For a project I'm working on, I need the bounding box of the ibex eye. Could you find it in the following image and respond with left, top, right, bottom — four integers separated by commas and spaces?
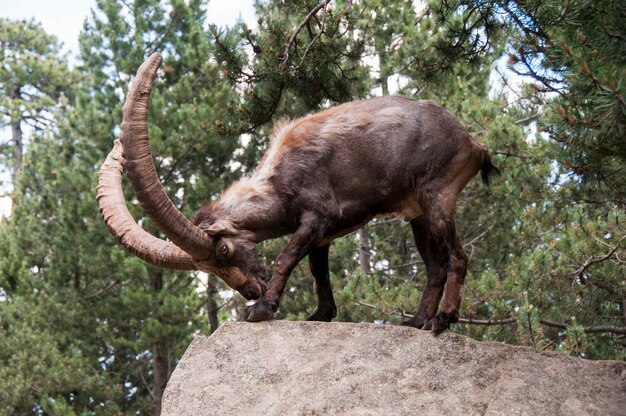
220, 244, 229, 257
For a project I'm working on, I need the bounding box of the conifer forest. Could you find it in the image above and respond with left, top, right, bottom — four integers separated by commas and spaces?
0, 1, 624, 414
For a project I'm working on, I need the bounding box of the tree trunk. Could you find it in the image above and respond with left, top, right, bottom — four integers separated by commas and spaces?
358, 227, 371, 273
378, 49, 389, 97
10, 118, 23, 217
153, 341, 168, 416
150, 271, 168, 416
11, 120, 23, 183
207, 279, 220, 334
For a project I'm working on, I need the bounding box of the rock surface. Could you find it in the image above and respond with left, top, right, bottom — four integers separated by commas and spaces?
162, 321, 626, 416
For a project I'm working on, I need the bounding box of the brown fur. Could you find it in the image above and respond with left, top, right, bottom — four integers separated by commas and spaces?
190, 95, 498, 331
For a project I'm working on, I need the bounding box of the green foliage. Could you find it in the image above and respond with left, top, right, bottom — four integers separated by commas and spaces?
0, 17, 76, 187
0, 291, 120, 415
540, 0, 626, 200
0, 18, 74, 127
437, 0, 626, 200
561, 317, 588, 355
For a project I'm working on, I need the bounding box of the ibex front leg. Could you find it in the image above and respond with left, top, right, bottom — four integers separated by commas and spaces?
245, 213, 329, 322
307, 244, 337, 322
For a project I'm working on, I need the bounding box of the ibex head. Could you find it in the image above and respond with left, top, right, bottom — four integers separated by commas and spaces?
97, 53, 266, 300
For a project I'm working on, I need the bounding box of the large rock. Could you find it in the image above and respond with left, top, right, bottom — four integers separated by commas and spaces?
162, 321, 626, 415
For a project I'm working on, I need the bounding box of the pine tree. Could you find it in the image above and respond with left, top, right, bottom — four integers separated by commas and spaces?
0, 18, 76, 212
435, 0, 626, 201
0, 135, 124, 414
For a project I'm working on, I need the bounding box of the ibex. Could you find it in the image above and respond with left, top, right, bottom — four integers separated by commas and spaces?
97, 53, 498, 332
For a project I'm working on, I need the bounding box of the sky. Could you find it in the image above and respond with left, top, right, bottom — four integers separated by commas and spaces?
0, 0, 256, 58
0, 0, 255, 218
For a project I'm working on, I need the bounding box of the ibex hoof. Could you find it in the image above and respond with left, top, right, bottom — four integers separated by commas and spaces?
306, 306, 337, 322
401, 316, 432, 330
244, 299, 275, 322
431, 311, 459, 334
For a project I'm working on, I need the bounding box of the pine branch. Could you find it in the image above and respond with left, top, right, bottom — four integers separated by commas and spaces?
353, 301, 626, 335
458, 316, 518, 325
537, 319, 626, 335
463, 221, 496, 248
513, 113, 540, 125
570, 234, 626, 279
86, 280, 120, 299
280, 0, 331, 69
463, 316, 626, 335
293, 12, 326, 71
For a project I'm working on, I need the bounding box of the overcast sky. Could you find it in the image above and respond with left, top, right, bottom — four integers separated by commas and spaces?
1, 0, 255, 57
0, 0, 255, 218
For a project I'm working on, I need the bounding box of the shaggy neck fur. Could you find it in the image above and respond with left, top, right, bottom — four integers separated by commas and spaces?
213, 177, 284, 236
199, 121, 305, 240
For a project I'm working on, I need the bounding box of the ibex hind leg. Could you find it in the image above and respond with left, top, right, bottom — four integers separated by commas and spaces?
404, 201, 466, 332
403, 215, 447, 330
306, 244, 337, 322
434, 231, 467, 332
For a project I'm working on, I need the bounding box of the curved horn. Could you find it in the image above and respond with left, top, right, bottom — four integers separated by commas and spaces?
119, 52, 212, 259
97, 139, 196, 270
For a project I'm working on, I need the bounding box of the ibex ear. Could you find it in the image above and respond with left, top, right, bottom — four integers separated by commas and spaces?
200, 219, 236, 237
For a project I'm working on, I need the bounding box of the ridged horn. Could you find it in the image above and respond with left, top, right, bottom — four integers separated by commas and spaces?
96, 139, 196, 269
118, 52, 212, 259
